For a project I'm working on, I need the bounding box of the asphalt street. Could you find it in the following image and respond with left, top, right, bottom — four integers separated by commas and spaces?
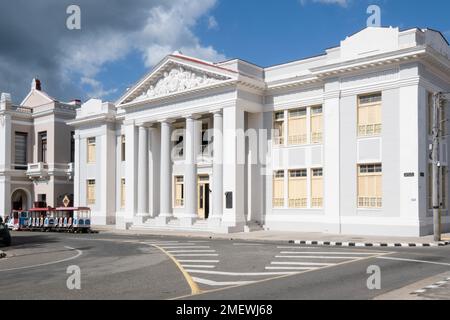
1, 232, 450, 300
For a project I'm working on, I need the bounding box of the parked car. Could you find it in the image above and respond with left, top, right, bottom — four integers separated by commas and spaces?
0, 217, 11, 247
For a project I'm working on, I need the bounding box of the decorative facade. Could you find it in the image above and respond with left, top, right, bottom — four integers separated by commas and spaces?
0, 80, 77, 216
67, 27, 450, 236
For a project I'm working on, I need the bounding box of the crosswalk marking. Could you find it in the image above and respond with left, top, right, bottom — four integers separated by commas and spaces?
181, 265, 216, 269
177, 260, 220, 263
275, 255, 362, 259
167, 250, 216, 253
265, 266, 320, 270
172, 254, 219, 257
192, 277, 256, 286
279, 251, 375, 255
161, 246, 211, 249
271, 262, 334, 266
184, 270, 298, 276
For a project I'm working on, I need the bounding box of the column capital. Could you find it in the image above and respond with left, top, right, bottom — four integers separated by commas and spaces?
158, 118, 176, 124
137, 122, 155, 129
210, 109, 223, 115
183, 114, 202, 120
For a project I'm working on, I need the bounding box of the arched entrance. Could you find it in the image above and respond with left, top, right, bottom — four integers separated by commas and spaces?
11, 189, 31, 211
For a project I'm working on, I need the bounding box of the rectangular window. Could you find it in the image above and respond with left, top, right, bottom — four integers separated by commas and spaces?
120, 179, 126, 209
70, 131, 75, 163
38, 131, 47, 163
14, 132, 28, 170
273, 170, 285, 207
358, 93, 382, 137
121, 135, 126, 162
311, 168, 323, 208
428, 92, 433, 136
311, 106, 323, 144
87, 180, 96, 205
87, 137, 96, 164
289, 169, 307, 208
174, 176, 184, 207
358, 164, 382, 208
288, 109, 307, 145
273, 112, 285, 145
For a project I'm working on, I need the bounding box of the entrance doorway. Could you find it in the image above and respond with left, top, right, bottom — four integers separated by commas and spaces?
11, 189, 29, 211
198, 175, 210, 220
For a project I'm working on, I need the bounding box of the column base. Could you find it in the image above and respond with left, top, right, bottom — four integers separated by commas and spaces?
133, 213, 150, 226
220, 221, 246, 233
153, 215, 173, 226
179, 217, 197, 227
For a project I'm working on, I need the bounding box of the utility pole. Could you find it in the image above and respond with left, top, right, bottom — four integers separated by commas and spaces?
432, 92, 441, 242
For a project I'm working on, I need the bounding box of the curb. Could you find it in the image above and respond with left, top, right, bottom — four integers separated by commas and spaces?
289, 240, 450, 247
411, 277, 450, 295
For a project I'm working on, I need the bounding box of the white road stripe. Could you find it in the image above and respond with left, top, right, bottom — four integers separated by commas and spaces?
193, 277, 256, 286
277, 246, 322, 249
185, 270, 298, 276
275, 255, 361, 259
265, 266, 319, 270
161, 246, 211, 249
172, 254, 219, 257
181, 265, 216, 269
177, 260, 220, 263
271, 262, 335, 266
188, 241, 210, 243
0, 246, 82, 272
233, 243, 263, 246
377, 256, 450, 267
167, 250, 216, 253
279, 251, 375, 255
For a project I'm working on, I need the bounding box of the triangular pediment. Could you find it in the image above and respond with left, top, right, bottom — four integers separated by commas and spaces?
118, 55, 236, 106
20, 89, 54, 108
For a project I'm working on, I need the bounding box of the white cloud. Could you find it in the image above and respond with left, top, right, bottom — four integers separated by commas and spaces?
300, 0, 350, 7
0, 0, 225, 102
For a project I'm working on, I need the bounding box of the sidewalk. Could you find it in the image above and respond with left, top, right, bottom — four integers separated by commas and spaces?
93, 225, 450, 247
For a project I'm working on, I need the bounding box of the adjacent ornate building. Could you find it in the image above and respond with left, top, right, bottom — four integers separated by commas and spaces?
0, 80, 77, 216
68, 27, 450, 236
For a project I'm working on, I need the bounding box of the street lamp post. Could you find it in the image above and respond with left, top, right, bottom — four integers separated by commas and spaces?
432, 92, 450, 242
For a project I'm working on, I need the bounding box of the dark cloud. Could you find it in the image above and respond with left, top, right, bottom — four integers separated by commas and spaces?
0, 0, 222, 104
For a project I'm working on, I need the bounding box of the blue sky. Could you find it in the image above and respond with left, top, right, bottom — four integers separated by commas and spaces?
1, 0, 449, 103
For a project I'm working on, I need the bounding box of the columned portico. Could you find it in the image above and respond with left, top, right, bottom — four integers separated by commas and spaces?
157, 120, 173, 223
209, 110, 223, 227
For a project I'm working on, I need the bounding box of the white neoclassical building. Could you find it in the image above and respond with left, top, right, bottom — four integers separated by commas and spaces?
69, 27, 450, 236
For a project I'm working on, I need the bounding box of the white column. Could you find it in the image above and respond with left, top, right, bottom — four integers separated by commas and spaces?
148, 126, 160, 218
124, 122, 138, 229
0, 109, 11, 220
221, 105, 246, 232
181, 116, 198, 225
210, 110, 223, 226
158, 120, 173, 221
137, 125, 149, 221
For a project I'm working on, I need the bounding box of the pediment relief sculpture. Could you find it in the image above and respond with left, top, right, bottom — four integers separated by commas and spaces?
132, 67, 229, 102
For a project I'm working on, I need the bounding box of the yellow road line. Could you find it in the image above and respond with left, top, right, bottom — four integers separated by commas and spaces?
151, 244, 202, 295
